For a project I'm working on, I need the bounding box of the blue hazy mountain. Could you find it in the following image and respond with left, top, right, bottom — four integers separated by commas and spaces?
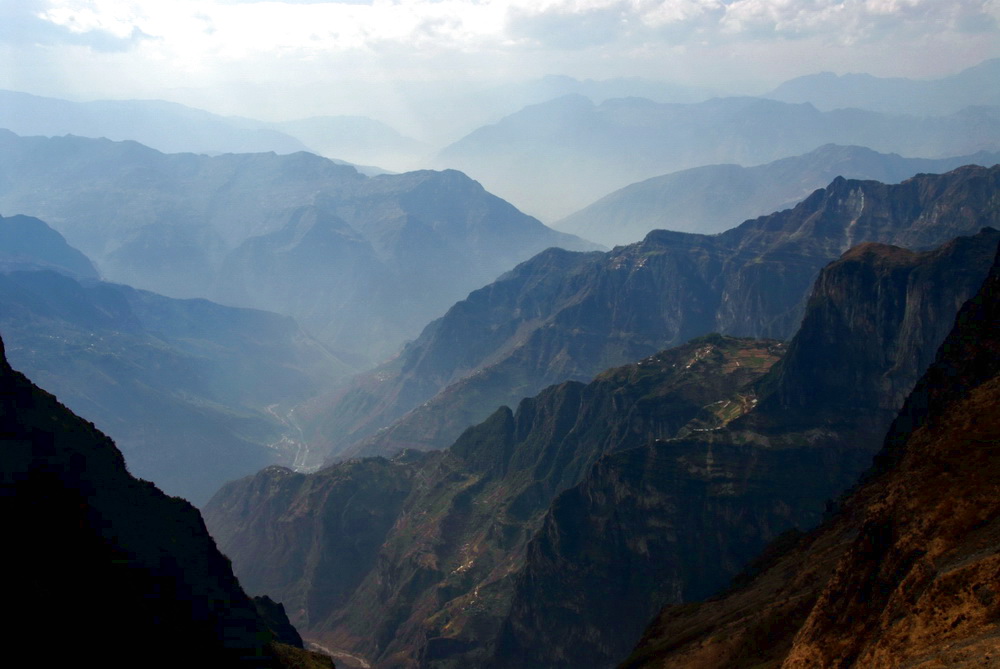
555, 144, 1000, 247
767, 57, 1000, 115
0, 130, 594, 363
435, 94, 1000, 221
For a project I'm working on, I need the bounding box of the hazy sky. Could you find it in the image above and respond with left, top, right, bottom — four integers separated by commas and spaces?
3, 0, 999, 123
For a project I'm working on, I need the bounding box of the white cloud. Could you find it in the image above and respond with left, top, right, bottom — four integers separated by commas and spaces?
3, 0, 999, 117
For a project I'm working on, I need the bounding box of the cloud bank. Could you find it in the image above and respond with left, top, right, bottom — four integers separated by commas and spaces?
3, 1, 999, 119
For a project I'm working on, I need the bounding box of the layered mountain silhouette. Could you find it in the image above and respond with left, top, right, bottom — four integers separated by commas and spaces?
204, 224, 999, 668
310, 166, 1000, 465
434, 94, 1000, 221
0, 334, 333, 668
0, 212, 98, 278
0, 130, 592, 362
767, 57, 1000, 116
0, 214, 349, 504
266, 116, 429, 172
0, 89, 311, 156
621, 237, 1000, 669
555, 144, 1000, 247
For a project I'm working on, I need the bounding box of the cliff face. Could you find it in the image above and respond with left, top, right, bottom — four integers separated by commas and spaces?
621, 242, 1000, 668
318, 166, 1000, 463
0, 335, 333, 667
485, 230, 1000, 669
207, 336, 784, 667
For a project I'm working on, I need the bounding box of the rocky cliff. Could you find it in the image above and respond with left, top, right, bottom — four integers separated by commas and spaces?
621, 240, 1000, 668
486, 229, 1000, 669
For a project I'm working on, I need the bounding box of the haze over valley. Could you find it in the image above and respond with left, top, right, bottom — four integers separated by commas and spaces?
3, 1, 1000, 667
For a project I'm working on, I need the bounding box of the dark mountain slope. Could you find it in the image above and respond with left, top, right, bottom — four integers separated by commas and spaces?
554, 144, 1000, 246
622, 242, 1000, 669
487, 230, 1000, 669
317, 166, 1000, 463
0, 335, 333, 668
0, 131, 590, 361
434, 94, 1000, 221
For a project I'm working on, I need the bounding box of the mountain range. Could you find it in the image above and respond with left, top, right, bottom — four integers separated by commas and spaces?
0, 130, 592, 363
766, 57, 1000, 116
204, 220, 1000, 668
554, 144, 1000, 247
305, 166, 1000, 466
0, 89, 311, 156
434, 94, 1000, 221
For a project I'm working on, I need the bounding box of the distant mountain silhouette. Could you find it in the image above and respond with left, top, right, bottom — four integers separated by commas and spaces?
435, 94, 1000, 220
267, 115, 429, 172
0, 213, 98, 278
767, 57, 1000, 115
0, 89, 311, 155
555, 144, 1000, 247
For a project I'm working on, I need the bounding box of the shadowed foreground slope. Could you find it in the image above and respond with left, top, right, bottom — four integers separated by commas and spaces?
0, 336, 333, 668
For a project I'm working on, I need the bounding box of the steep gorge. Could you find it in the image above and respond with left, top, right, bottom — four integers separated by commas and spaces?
205, 228, 999, 668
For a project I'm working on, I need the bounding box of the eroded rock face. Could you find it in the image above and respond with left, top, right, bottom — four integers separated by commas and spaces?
321, 167, 1000, 463
207, 336, 785, 667
621, 242, 1000, 668
487, 230, 1000, 669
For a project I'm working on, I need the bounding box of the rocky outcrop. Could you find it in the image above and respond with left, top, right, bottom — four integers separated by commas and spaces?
0, 335, 333, 668
621, 240, 1000, 668
320, 167, 1000, 462
207, 336, 784, 668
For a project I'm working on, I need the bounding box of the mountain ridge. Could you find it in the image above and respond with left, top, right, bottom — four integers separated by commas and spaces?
554, 144, 1000, 246
314, 167, 1000, 464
